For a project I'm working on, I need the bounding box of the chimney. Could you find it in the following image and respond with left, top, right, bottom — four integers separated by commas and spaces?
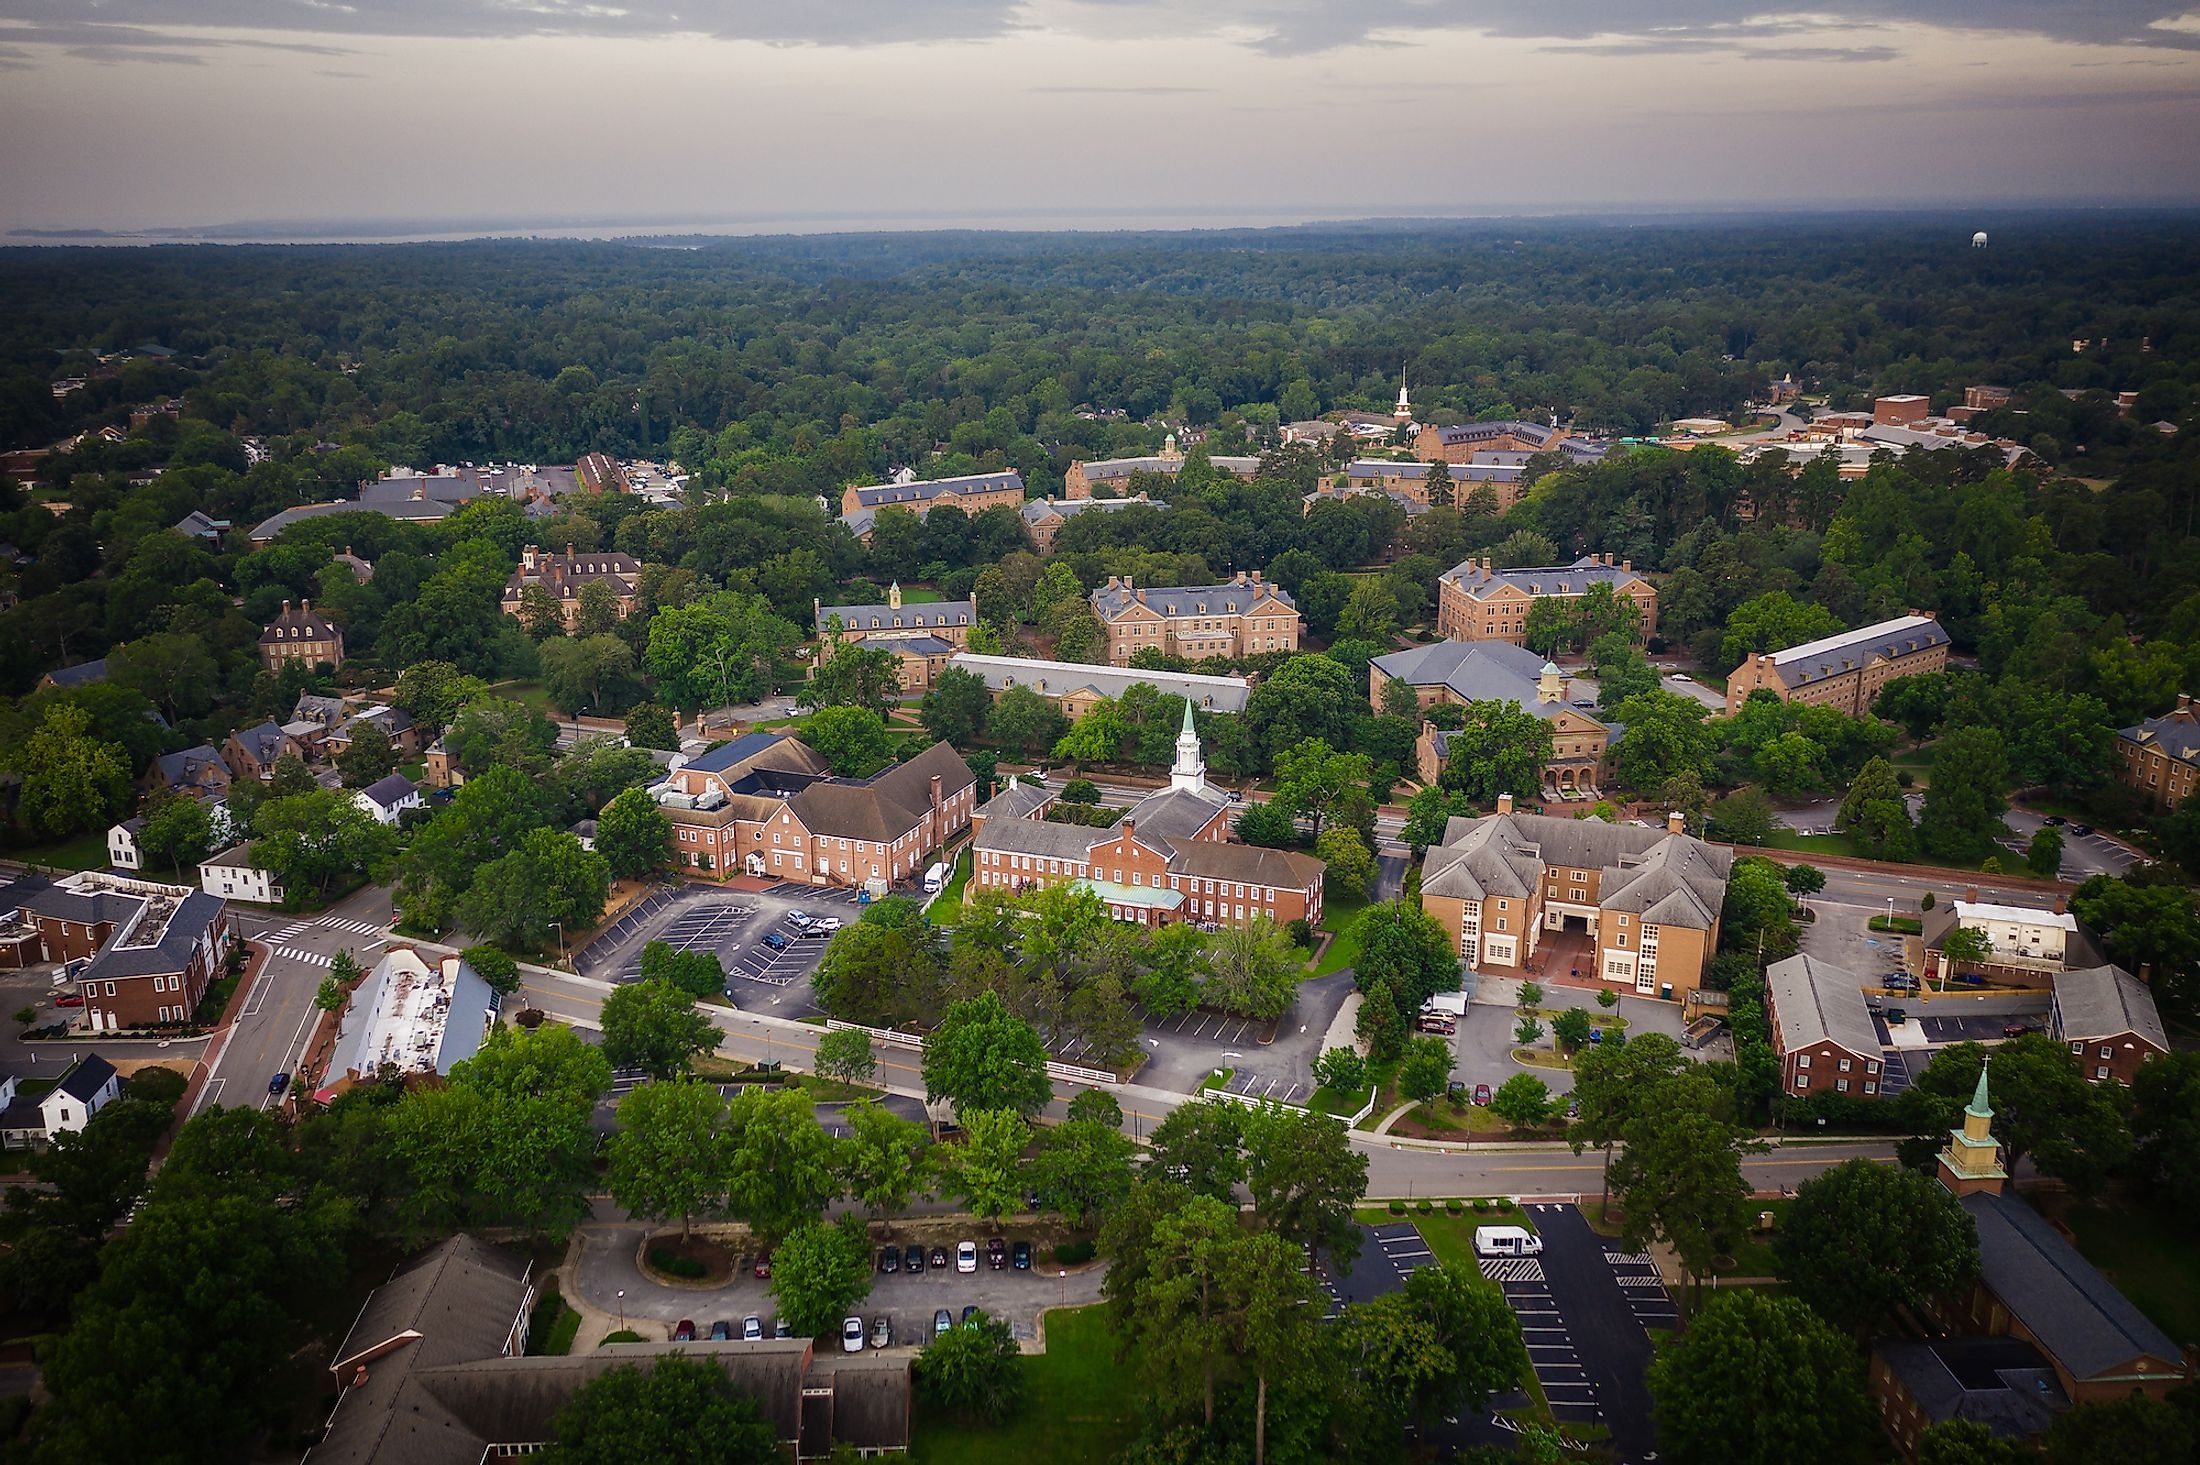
930, 774, 942, 809
1124, 575, 1135, 591
1496, 793, 1514, 815
1965, 886, 1979, 904
1251, 569, 1263, 584
1667, 809, 1684, 835
301, 599, 311, 618
2053, 894, 2067, 914
1121, 816, 1135, 843
565, 542, 576, 560
2181, 693, 2193, 716
1621, 559, 1631, 572
2139, 962, 2153, 986
280, 599, 292, 617
1136, 588, 1146, 604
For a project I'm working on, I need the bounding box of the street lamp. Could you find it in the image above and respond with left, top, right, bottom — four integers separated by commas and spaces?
552, 920, 567, 968
754, 1016, 773, 1063
617, 1289, 625, 1331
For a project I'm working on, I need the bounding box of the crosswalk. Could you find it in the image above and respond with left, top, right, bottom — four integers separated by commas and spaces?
269, 921, 313, 943
319, 917, 385, 937
272, 947, 332, 968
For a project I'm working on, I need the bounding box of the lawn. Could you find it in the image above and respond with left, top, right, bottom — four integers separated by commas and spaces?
898, 586, 946, 603
912, 1304, 1139, 1465
2064, 1202, 2200, 1347
1307, 1082, 1375, 1120
1759, 828, 1868, 861
6, 830, 112, 871
931, 846, 973, 916
1868, 915, 1923, 934
1311, 891, 1372, 977
1711, 1200, 1789, 1279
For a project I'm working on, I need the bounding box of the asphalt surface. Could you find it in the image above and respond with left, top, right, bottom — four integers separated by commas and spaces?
1451, 992, 1686, 1100
1526, 1203, 1660, 1461
576, 884, 833, 1019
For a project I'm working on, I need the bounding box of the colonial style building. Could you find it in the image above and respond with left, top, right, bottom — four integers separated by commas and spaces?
652, 734, 975, 891
947, 653, 1251, 718
1342, 458, 1526, 510
500, 544, 642, 632
1063, 440, 1258, 501
145, 743, 233, 801
970, 706, 1322, 929
2115, 694, 2200, 811
1089, 572, 1300, 666
223, 722, 305, 784
1418, 800, 1731, 1000
1722, 613, 1949, 716
813, 584, 976, 695
259, 599, 345, 671
1435, 555, 1658, 645
0, 872, 228, 1031
1415, 419, 1566, 463
2051, 964, 2168, 1084
838, 471, 1025, 540
200, 842, 283, 905
1019, 493, 1165, 552
1766, 952, 1887, 1099
1369, 641, 1617, 795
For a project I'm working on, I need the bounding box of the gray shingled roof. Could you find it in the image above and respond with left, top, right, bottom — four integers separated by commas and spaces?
2053, 964, 2167, 1050
1163, 838, 1323, 889
979, 780, 1056, 821
1021, 495, 1167, 525
815, 599, 975, 635
56, 1053, 117, 1103
82, 890, 224, 981
1766, 953, 1882, 1059
1420, 812, 1730, 929
154, 743, 227, 785
42, 659, 107, 688
1758, 615, 1948, 690
847, 471, 1022, 511
1439, 555, 1650, 601
1078, 455, 1258, 481
948, 654, 1251, 714
1089, 575, 1293, 621
1874, 1338, 2068, 1442
358, 774, 419, 811
787, 741, 976, 845
1428, 420, 1560, 449
2120, 707, 2200, 766
1963, 1190, 2185, 1383
1371, 641, 1608, 732
974, 812, 1108, 863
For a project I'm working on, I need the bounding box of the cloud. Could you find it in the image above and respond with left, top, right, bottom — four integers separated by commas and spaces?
0, 0, 2195, 53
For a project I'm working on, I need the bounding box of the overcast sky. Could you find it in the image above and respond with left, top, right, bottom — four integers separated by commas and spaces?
2, 1, 2199, 234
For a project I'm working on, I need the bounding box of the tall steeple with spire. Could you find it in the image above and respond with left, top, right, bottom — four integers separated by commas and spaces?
1936, 1066, 2009, 1198
1170, 699, 1209, 794
1393, 363, 1413, 423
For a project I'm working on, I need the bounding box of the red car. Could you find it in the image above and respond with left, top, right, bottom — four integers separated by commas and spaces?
1472, 1083, 1492, 1107
672, 1319, 696, 1342
54, 994, 83, 1008
752, 1253, 771, 1279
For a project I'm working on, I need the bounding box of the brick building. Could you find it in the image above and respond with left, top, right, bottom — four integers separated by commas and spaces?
815, 584, 976, 650
838, 471, 1025, 541
224, 721, 305, 783
0, 872, 228, 1030
1019, 493, 1165, 552
1342, 458, 1527, 510
1088, 573, 1300, 666
1418, 801, 1730, 1000
500, 544, 642, 632
947, 653, 1251, 719
259, 599, 345, 671
1062, 443, 1257, 501
1414, 419, 1565, 464
1765, 952, 1887, 1099
2051, 964, 2168, 1084
1722, 613, 1949, 716
1875, 394, 1933, 427
653, 734, 975, 891
970, 706, 1322, 929
2115, 694, 2200, 810
1434, 554, 1658, 645
1370, 641, 1616, 795
145, 743, 232, 801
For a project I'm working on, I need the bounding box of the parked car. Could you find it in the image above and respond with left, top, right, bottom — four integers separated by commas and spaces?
673, 1319, 697, 1342
841, 1317, 865, 1354
1587, 1029, 1603, 1045
869, 1315, 893, 1349
929, 1246, 949, 1270
934, 1308, 954, 1337
2073, 824, 2095, 837
752, 1253, 771, 1279
809, 915, 842, 932
2002, 1021, 2035, 1039
878, 1246, 900, 1274
1886, 1008, 1908, 1026
54, 994, 82, 1007
987, 1237, 1007, 1270
1447, 1080, 1467, 1102
1413, 1014, 1456, 1035
743, 1314, 762, 1341
961, 1305, 980, 1324
774, 1318, 791, 1339
268, 1072, 290, 1095
956, 1240, 978, 1274
709, 1319, 732, 1341
1011, 1240, 1032, 1271
762, 932, 790, 951
1472, 1083, 1492, 1106
1227, 788, 1245, 802
2045, 814, 2067, 826
904, 1243, 924, 1274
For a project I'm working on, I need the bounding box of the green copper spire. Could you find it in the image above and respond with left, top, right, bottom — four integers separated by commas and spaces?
1181, 698, 1197, 737
1966, 1066, 1992, 1120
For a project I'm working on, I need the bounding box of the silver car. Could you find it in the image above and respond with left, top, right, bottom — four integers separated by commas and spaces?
841, 1316, 864, 1354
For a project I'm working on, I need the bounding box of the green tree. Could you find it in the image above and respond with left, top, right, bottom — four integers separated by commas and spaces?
812, 918, 942, 1028
1917, 1419, 2027, 1465
722, 1086, 841, 1245
923, 991, 1053, 1118
1721, 856, 1796, 957
815, 1027, 877, 1085
1608, 1072, 1757, 1307
594, 784, 671, 881
461, 943, 520, 996
1234, 799, 1299, 848
1549, 1007, 1593, 1050
1514, 1015, 1544, 1045
1396, 1034, 1455, 1102
920, 665, 993, 747
1917, 726, 2011, 863
545, 1354, 781, 1464
1647, 1290, 1875, 1465
2130, 1051, 2200, 1218
2042, 1393, 2196, 1465
1774, 1158, 1981, 1337
989, 683, 1069, 756
804, 704, 895, 778
1709, 786, 1777, 845
600, 978, 719, 1080
1311, 1046, 1366, 1094
768, 1215, 875, 1339
335, 720, 397, 788
2026, 825, 2065, 878
1054, 697, 1129, 765
1608, 688, 1718, 790
1490, 1073, 1553, 1126
313, 974, 346, 1012
1272, 738, 1372, 838
1200, 916, 1300, 1020
1314, 825, 1375, 900
1719, 591, 1844, 669
1436, 698, 1553, 805
914, 1312, 1025, 1424
949, 1107, 1031, 1221
1030, 1116, 1137, 1227
254, 788, 398, 903
607, 1080, 728, 1241
642, 591, 800, 710
13, 702, 131, 838
1146, 1098, 1249, 1202
624, 701, 680, 750
1242, 1103, 1368, 1271
800, 638, 901, 716
838, 1099, 930, 1227
459, 828, 612, 951
1896, 1038, 2130, 1197
137, 794, 215, 874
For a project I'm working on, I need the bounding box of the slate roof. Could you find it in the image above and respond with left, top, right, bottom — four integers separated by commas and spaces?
815, 599, 975, 636
1021, 494, 1166, 525
1121, 785, 1229, 845
1370, 641, 1610, 734
1439, 554, 1651, 601
174, 510, 229, 538
1077, 455, 1259, 482
973, 811, 1108, 863
1754, 615, 1948, 690
1089, 574, 1294, 621
82, 890, 223, 981
881, 634, 956, 656
1875, 1337, 2068, 1441
358, 774, 420, 812
228, 722, 291, 766
1766, 953, 1882, 1059
788, 741, 975, 845
948, 653, 1252, 714
1162, 839, 1323, 889
845, 471, 1022, 512
685, 731, 831, 779
1345, 458, 1523, 484
55, 1053, 117, 1103
1962, 1190, 2186, 1384
2120, 706, 2200, 766
251, 499, 452, 542
153, 743, 228, 786
293, 693, 350, 727
1425, 420, 1562, 450
260, 601, 342, 647
978, 780, 1056, 821
1421, 812, 1731, 929
42, 659, 107, 688
2053, 964, 2167, 1050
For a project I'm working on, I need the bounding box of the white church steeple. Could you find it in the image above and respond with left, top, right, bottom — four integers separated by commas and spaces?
1170, 699, 1209, 793
1394, 364, 1413, 423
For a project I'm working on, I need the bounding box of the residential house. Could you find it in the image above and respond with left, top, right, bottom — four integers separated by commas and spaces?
224, 722, 303, 783
1435, 554, 1659, 644
321, 948, 497, 1092
654, 735, 976, 891
947, 653, 1251, 719
500, 543, 642, 632
837, 470, 1025, 541
354, 774, 424, 826
1063, 443, 1258, 500
1089, 572, 1300, 666
308, 1234, 909, 1463
200, 842, 283, 905
259, 599, 346, 672
971, 705, 1323, 929
36, 659, 106, 692
331, 546, 374, 583
1369, 641, 1617, 795
2051, 964, 2168, 1084
1723, 613, 1950, 716
423, 736, 461, 791
1020, 493, 1165, 552
107, 817, 146, 871
145, 743, 232, 801
0, 1055, 121, 1148
1765, 953, 1887, 1100
0, 872, 230, 1029
2115, 694, 2200, 811
1418, 800, 1731, 1000
174, 510, 230, 542
324, 705, 422, 760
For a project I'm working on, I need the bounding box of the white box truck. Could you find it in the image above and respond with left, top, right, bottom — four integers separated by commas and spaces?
1472, 1225, 1542, 1258
923, 861, 951, 895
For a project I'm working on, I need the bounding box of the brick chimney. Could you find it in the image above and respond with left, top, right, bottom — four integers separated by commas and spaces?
2053, 894, 2067, 914
1135, 588, 1146, 604
1251, 569, 1263, 584
1667, 809, 1685, 835
1621, 559, 1632, 572
1496, 792, 1514, 815
2180, 693, 2194, 716
1965, 886, 1979, 903
930, 774, 942, 809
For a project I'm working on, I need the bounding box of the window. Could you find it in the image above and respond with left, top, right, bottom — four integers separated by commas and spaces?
1793, 1074, 1809, 1090
2100, 1045, 2114, 1059
1797, 1054, 1811, 1068
1836, 1079, 1850, 1093
1838, 1058, 1851, 1072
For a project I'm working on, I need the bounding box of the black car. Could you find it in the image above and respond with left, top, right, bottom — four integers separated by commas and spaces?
1011, 1241, 1032, 1270
2073, 824, 2095, 837
268, 1072, 290, 1095
933, 1309, 953, 1338
2045, 814, 2067, 826
987, 1237, 1006, 1270
961, 1305, 980, 1324
904, 1243, 925, 1274
878, 1246, 899, 1274
929, 1246, 949, 1270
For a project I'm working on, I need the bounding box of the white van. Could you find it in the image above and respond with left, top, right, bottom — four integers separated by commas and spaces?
1473, 1225, 1542, 1259
923, 861, 951, 895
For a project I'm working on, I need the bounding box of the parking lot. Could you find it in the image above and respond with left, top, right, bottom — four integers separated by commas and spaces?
578, 884, 841, 1018
1519, 1203, 1662, 1461
1127, 971, 1356, 1100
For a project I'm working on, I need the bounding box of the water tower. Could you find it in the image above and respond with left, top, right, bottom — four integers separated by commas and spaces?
1972, 231, 1988, 248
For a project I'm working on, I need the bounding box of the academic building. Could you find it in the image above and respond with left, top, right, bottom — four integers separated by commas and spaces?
499, 544, 642, 632
1368, 640, 1616, 796
259, 599, 346, 671
837, 471, 1026, 541
1435, 555, 1659, 644
1722, 613, 1949, 717
2115, 694, 2200, 811
1088, 573, 1300, 666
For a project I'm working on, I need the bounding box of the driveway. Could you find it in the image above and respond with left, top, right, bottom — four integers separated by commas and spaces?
1131, 971, 1357, 1102
577, 884, 834, 1019
567, 1223, 1101, 1346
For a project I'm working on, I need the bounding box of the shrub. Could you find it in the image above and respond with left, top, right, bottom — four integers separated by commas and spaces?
1388, 1200, 1406, 1215
1052, 1239, 1097, 1266
1473, 1198, 1490, 1212
1416, 1199, 1432, 1214
599, 1330, 644, 1346
1285, 918, 1314, 949
1495, 1199, 1514, 1212
647, 1249, 708, 1279
1445, 1200, 1463, 1215
1920, 891, 1936, 910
